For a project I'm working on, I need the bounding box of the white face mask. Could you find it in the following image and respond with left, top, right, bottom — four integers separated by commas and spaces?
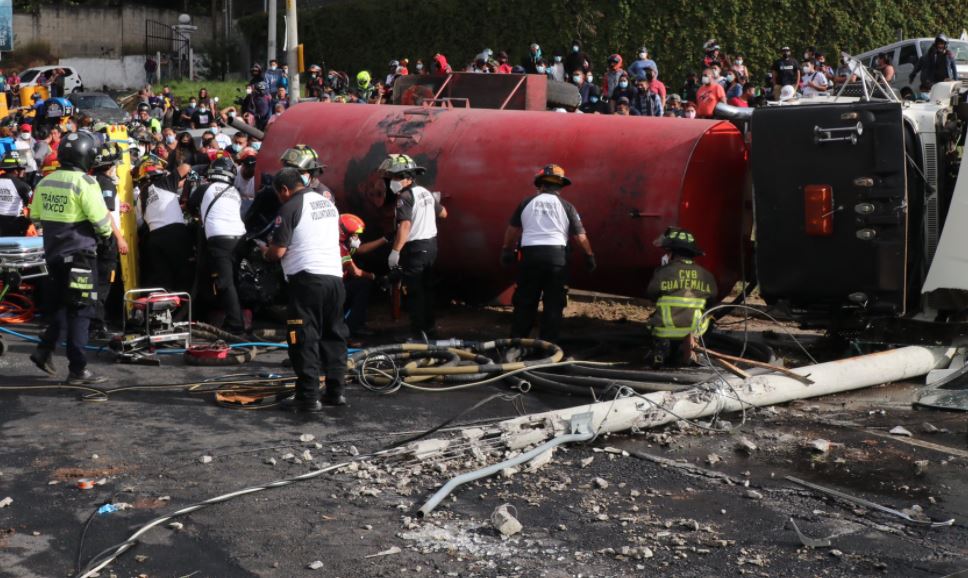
535, 66, 546, 74
572, 75, 582, 83
586, 73, 593, 83
639, 53, 647, 60
389, 179, 406, 194
803, 66, 811, 74
701, 76, 711, 85
684, 110, 696, 118
349, 237, 361, 250
19, 132, 30, 140
300, 173, 310, 186
735, 59, 743, 65
269, 64, 277, 70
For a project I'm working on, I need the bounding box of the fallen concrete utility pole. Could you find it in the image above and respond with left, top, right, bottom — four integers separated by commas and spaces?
412, 346, 955, 515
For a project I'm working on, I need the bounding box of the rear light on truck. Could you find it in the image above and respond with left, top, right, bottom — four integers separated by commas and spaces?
804, 185, 833, 236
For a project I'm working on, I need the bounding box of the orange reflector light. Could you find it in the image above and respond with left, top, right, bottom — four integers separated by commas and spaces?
804, 185, 833, 236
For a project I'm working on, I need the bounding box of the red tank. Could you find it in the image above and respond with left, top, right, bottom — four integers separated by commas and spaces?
257, 103, 749, 301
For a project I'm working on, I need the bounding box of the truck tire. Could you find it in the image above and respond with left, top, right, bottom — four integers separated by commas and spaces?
546, 80, 582, 109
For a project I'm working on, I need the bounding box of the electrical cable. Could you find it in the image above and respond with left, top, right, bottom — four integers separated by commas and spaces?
386, 392, 523, 449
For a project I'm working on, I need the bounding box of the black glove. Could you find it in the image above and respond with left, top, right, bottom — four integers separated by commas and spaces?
585, 253, 597, 273
500, 248, 516, 267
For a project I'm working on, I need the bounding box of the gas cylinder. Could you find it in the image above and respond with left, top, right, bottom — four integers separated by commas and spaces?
258, 103, 749, 301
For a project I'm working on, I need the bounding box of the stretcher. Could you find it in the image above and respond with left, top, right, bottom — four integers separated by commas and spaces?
0, 236, 47, 282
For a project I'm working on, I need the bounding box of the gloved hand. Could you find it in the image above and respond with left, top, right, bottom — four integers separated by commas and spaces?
500, 248, 516, 267
388, 249, 400, 269
585, 253, 597, 273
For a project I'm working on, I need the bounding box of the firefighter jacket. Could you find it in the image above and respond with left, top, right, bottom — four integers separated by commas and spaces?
30, 168, 112, 261
645, 257, 717, 339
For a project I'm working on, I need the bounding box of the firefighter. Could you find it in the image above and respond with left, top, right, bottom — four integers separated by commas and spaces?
263, 167, 348, 412
28, 131, 113, 384
135, 155, 193, 294
379, 153, 447, 339
89, 139, 129, 337
645, 227, 717, 367
338, 213, 389, 342
190, 154, 246, 334
0, 151, 34, 236
501, 164, 595, 342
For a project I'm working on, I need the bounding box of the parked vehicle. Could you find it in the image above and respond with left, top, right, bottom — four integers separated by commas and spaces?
68, 92, 128, 124
19, 65, 84, 94
855, 37, 968, 92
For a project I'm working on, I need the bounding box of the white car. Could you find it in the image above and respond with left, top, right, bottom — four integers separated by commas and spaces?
18, 65, 84, 94
855, 38, 968, 93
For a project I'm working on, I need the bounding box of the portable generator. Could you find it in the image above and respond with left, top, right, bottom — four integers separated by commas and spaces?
111, 288, 191, 363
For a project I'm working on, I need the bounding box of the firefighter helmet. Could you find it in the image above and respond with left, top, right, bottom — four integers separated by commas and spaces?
378, 153, 425, 177
533, 164, 572, 187
0, 150, 26, 171
654, 226, 704, 257
207, 153, 237, 184
280, 144, 325, 173
339, 213, 365, 242
93, 141, 122, 169
134, 155, 168, 182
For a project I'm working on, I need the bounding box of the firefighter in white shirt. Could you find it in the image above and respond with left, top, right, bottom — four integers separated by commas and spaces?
501, 164, 595, 342
380, 154, 447, 339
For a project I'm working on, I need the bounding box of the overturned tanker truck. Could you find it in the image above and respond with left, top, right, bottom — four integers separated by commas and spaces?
256, 65, 968, 342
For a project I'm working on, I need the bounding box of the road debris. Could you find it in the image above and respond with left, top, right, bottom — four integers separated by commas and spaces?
914, 460, 930, 476
745, 490, 763, 500
734, 437, 758, 454
299, 433, 315, 442
199, 455, 213, 464
0, 497, 11, 508
889, 426, 913, 437
365, 546, 401, 558
593, 477, 609, 490
787, 517, 832, 548
785, 476, 955, 527
491, 504, 522, 537
307, 560, 324, 570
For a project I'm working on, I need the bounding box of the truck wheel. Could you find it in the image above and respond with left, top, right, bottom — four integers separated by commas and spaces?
546, 80, 582, 109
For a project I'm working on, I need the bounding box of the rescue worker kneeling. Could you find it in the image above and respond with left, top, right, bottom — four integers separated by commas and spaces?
262, 168, 348, 412
338, 213, 389, 343
645, 227, 717, 367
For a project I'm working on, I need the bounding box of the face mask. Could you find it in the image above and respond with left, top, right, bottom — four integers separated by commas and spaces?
919, 92, 931, 100
590, 96, 599, 104
189, 101, 197, 107
246, 87, 253, 94
684, 110, 696, 118
619, 80, 629, 89
586, 73, 593, 83
19, 132, 30, 140
639, 53, 647, 60
165, 135, 175, 144
198, 107, 207, 113
300, 173, 310, 186
804, 53, 810, 60
661, 253, 670, 266
726, 74, 735, 82
349, 237, 361, 250
802, 66, 811, 74
230, 144, 241, 153
209, 127, 219, 134
252, 141, 261, 151
554, 56, 562, 63
701, 76, 711, 85
269, 64, 277, 70
416, 64, 424, 71
572, 45, 579, 53
535, 66, 546, 74
572, 75, 582, 83
389, 179, 406, 194
735, 59, 743, 65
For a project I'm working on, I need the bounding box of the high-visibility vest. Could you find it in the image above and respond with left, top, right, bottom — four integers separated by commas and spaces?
653, 295, 710, 339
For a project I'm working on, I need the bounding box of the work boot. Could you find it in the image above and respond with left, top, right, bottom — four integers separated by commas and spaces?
321, 394, 348, 407
65, 370, 108, 385
29, 349, 56, 376
278, 395, 323, 413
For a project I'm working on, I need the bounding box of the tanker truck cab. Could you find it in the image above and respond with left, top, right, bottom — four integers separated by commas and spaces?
749, 59, 966, 340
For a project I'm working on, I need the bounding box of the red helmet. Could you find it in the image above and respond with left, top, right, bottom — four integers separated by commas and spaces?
339, 213, 365, 242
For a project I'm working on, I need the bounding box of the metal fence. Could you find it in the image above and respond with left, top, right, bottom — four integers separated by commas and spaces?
144, 19, 191, 82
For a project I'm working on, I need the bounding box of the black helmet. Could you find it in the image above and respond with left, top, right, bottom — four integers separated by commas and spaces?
58, 131, 98, 172
254, 81, 267, 93
0, 150, 26, 171
137, 102, 151, 113
378, 153, 425, 177
654, 226, 704, 257
280, 144, 325, 173
93, 141, 122, 169
207, 154, 237, 184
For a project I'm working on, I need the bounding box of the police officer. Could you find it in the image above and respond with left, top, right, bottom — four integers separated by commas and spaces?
380, 154, 447, 339
0, 151, 34, 236
191, 155, 246, 334
28, 131, 113, 384
136, 155, 193, 293
645, 227, 717, 367
89, 139, 129, 336
501, 164, 595, 342
263, 167, 348, 412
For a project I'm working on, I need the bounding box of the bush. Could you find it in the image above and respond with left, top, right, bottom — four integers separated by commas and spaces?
6, 39, 57, 70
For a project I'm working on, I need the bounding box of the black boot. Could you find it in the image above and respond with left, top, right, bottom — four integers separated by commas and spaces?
29, 349, 56, 376
278, 396, 323, 413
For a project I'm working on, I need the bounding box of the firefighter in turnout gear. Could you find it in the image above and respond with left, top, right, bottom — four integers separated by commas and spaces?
502, 164, 595, 342
263, 168, 348, 413
28, 131, 113, 384
380, 153, 447, 339
645, 227, 717, 367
